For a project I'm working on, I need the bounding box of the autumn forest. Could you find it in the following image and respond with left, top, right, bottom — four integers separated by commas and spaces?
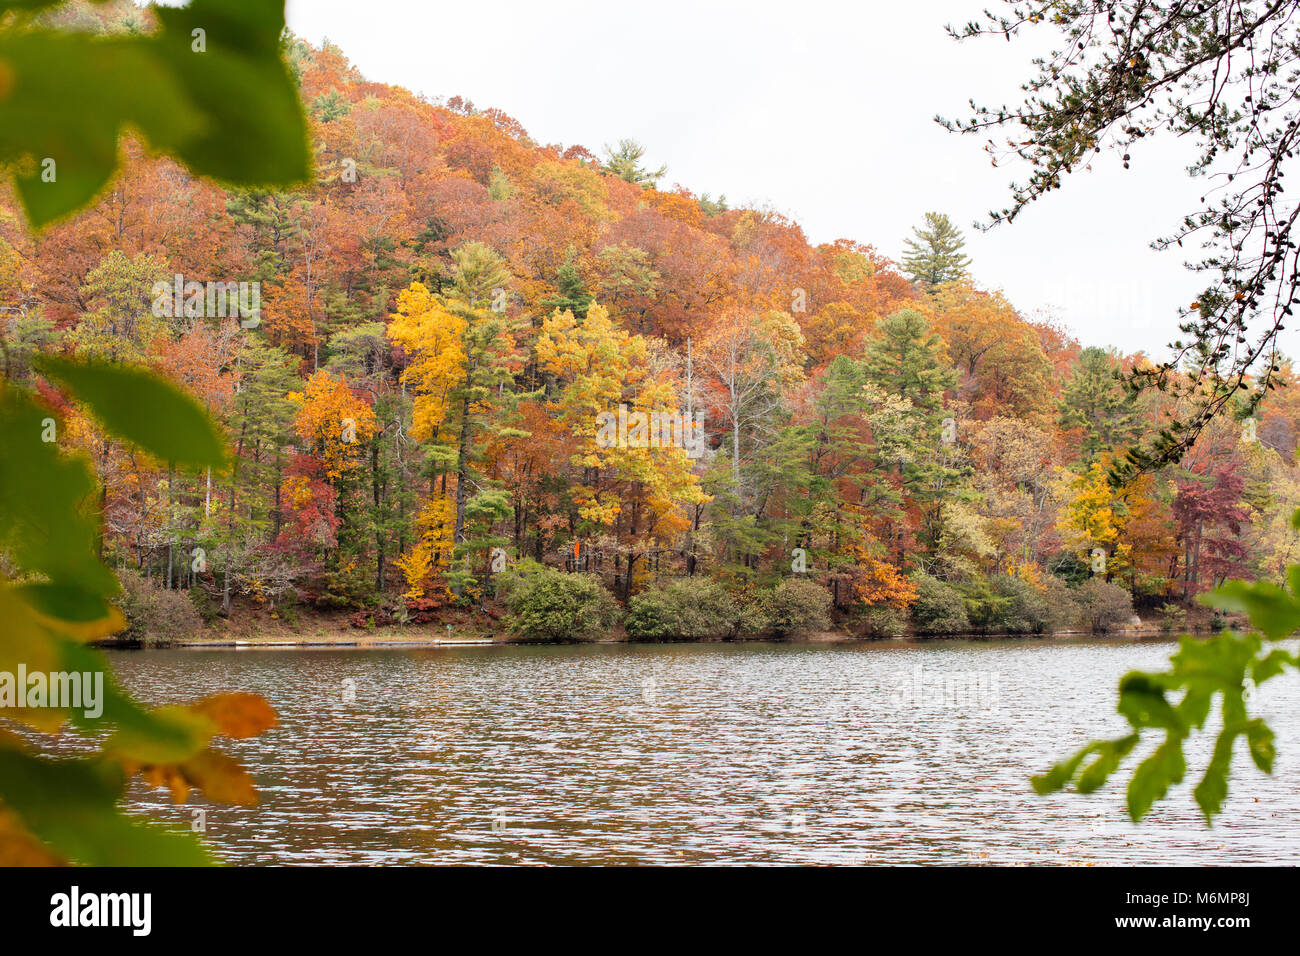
3, 1, 1297, 643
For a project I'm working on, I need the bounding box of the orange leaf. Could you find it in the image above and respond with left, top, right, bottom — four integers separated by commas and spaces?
189, 693, 278, 739
142, 764, 192, 804
180, 748, 259, 807
0, 807, 66, 866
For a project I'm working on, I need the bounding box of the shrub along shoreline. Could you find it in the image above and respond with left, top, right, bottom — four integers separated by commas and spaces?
105, 561, 1239, 647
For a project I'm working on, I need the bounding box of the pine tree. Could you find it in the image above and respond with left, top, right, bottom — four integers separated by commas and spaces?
901, 212, 972, 288
862, 309, 958, 412
862, 310, 962, 566
602, 139, 666, 187
540, 251, 592, 319
1057, 347, 1141, 466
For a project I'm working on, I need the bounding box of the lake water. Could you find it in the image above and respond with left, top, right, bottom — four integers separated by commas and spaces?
106, 638, 1300, 865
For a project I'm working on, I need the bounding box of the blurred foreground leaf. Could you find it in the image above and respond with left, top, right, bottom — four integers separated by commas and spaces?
1035, 548, 1300, 825
0, 0, 309, 227
36, 355, 227, 467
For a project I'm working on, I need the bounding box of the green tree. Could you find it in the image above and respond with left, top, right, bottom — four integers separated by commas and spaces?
862, 309, 962, 567
900, 212, 971, 288
602, 138, 666, 187
66, 251, 169, 363
212, 338, 300, 613
540, 250, 593, 320
309, 87, 350, 123
1057, 347, 1142, 467
487, 165, 514, 201
862, 309, 957, 413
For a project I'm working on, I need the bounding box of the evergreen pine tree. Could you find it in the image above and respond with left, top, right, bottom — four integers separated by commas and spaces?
862, 309, 958, 412
1057, 347, 1142, 466
901, 212, 972, 288
540, 251, 592, 319
602, 139, 666, 187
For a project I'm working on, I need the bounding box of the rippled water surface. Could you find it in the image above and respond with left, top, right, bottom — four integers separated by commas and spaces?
106, 639, 1300, 865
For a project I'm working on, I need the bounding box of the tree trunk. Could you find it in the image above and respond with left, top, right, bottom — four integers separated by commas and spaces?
450, 389, 473, 592
372, 439, 385, 593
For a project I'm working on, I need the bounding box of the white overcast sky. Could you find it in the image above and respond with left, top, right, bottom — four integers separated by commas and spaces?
281, 0, 1276, 359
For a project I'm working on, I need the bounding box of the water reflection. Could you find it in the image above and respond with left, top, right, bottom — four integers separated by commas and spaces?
104, 639, 1300, 865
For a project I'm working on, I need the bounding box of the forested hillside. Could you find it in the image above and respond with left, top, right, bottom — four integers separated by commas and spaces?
4, 0, 1299, 639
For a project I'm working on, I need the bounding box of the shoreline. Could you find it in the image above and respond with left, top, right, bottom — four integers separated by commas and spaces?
96, 625, 1217, 651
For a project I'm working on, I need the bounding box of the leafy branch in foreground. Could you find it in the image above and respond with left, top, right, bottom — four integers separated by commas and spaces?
0, 358, 279, 864
0, 0, 306, 864
1034, 512, 1300, 823
0, 0, 309, 227
942, 1, 1300, 478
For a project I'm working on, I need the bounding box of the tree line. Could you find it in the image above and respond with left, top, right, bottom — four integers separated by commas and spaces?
3, 2, 1300, 639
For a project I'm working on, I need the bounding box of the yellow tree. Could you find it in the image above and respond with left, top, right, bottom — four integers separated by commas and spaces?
289, 369, 377, 483
851, 549, 919, 609
1060, 460, 1130, 577
386, 282, 463, 594
288, 370, 377, 572
537, 301, 707, 597
386, 243, 526, 592
394, 496, 455, 599
387, 281, 466, 441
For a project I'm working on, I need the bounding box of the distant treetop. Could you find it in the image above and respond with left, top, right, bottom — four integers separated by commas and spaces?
603, 139, 667, 188
901, 212, 972, 289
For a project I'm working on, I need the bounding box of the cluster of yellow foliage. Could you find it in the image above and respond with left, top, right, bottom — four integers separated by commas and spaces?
1060, 460, 1132, 573
852, 551, 919, 609
386, 282, 467, 444
396, 496, 455, 599
536, 302, 708, 528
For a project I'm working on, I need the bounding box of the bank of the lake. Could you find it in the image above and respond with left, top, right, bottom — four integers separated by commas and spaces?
99, 599, 1239, 649
150, 627, 1212, 649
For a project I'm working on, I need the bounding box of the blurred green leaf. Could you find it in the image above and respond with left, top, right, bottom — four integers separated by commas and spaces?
0, 0, 293, 869
1117, 672, 1183, 732
1076, 734, 1139, 793
1127, 737, 1186, 822
1245, 719, 1275, 774
1194, 725, 1237, 823
1254, 648, 1296, 683
1031, 745, 1094, 796
36, 355, 226, 467
0, 0, 308, 227
0, 386, 114, 596
17, 582, 117, 627
0, 748, 215, 866
149, 0, 309, 185
1200, 579, 1300, 639
105, 706, 215, 765
1038, 577, 1296, 824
